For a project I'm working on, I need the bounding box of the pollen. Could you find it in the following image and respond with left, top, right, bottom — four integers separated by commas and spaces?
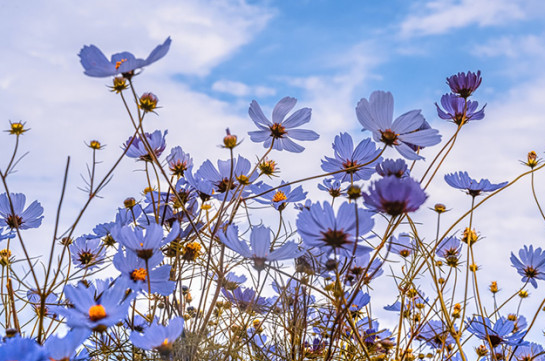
269, 123, 287, 138
78, 251, 95, 266
88, 304, 107, 322
259, 159, 278, 177
380, 129, 399, 146
272, 191, 287, 203
115, 58, 127, 70
131, 268, 148, 281
170, 161, 189, 177
6, 214, 23, 229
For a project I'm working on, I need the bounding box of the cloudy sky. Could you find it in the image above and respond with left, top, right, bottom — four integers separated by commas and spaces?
1, 0, 545, 337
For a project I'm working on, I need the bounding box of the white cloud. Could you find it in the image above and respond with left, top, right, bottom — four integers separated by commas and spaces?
473, 34, 545, 58
212, 79, 276, 97
400, 0, 526, 37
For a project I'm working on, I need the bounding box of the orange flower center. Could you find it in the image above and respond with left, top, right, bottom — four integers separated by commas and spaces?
88, 304, 107, 322
272, 191, 287, 203
115, 58, 127, 70
131, 268, 148, 281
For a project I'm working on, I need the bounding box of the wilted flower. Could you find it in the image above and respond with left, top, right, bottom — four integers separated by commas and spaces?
78, 37, 171, 78
7, 121, 28, 135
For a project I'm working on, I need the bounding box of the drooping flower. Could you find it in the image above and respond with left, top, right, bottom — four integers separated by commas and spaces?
254, 181, 307, 211
218, 225, 302, 271
248, 96, 319, 153
446, 70, 482, 99
0, 193, 44, 230
70, 235, 106, 271
466, 316, 527, 347
54, 281, 134, 332
113, 222, 179, 260
124, 130, 167, 162
321, 133, 382, 182
363, 176, 427, 216
436, 93, 485, 126
356, 91, 441, 160
510, 245, 545, 288
296, 201, 374, 257
444, 171, 508, 197
113, 250, 175, 296
78, 37, 171, 78
131, 317, 184, 356
375, 158, 409, 178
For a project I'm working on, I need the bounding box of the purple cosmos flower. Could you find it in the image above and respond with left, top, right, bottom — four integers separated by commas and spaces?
166, 146, 193, 177
54, 282, 134, 333
375, 158, 409, 178
114, 250, 175, 296
221, 287, 270, 314
113, 222, 179, 260
356, 91, 441, 160
510, 245, 545, 288
0, 337, 47, 361
248, 96, 319, 153
436, 93, 485, 126
436, 236, 462, 267
296, 201, 374, 257
415, 319, 457, 349
254, 181, 307, 211
43, 328, 90, 361
124, 130, 167, 162
444, 171, 508, 197
321, 133, 382, 182
363, 176, 427, 216
218, 271, 247, 290
466, 316, 527, 347
218, 225, 302, 271
0, 193, 44, 230
446, 70, 482, 99
513, 342, 545, 361
317, 178, 345, 198
27, 289, 58, 319
70, 235, 106, 271
344, 290, 370, 313
341, 252, 384, 286
131, 317, 184, 356
272, 279, 316, 309
79, 37, 171, 78
388, 233, 414, 258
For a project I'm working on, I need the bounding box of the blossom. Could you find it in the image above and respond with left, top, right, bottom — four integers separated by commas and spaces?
131, 317, 184, 356
221, 287, 270, 313
166, 146, 193, 177
363, 176, 427, 216
466, 316, 527, 347
0, 193, 44, 230
113, 250, 175, 295
341, 252, 384, 286
248, 96, 319, 153
415, 320, 456, 349
435, 236, 462, 267
70, 235, 106, 271
218, 225, 302, 271
375, 158, 409, 178
388, 233, 414, 258
356, 91, 441, 160
321, 133, 382, 182
78, 37, 171, 78
43, 328, 90, 361
510, 245, 545, 288
436, 93, 485, 126
54, 282, 133, 332
113, 222, 179, 260
124, 130, 167, 162
446, 70, 482, 98
254, 181, 307, 211
513, 342, 545, 361
317, 178, 345, 198
0, 337, 47, 361
296, 201, 374, 257
219, 272, 247, 290
444, 171, 507, 197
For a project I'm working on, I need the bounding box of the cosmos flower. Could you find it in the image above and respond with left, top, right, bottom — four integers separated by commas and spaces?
388, 233, 414, 258
113, 250, 175, 296
510, 245, 545, 288
54, 282, 134, 332
466, 316, 527, 348
166, 146, 193, 177
435, 236, 462, 267
218, 225, 302, 271
221, 287, 270, 314
70, 235, 106, 271
43, 329, 90, 361
436, 93, 485, 126
513, 342, 545, 361
341, 252, 384, 286
296, 201, 374, 257
444, 171, 508, 197
363, 176, 427, 216
446, 70, 482, 98
218, 272, 247, 290
254, 181, 307, 211
248, 96, 319, 153
124, 130, 168, 162
27, 289, 58, 319
78, 37, 171, 78
317, 178, 345, 198
0, 193, 44, 230
0, 337, 47, 361
321, 133, 382, 182
356, 91, 441, 160
131, 317, 184, 356
375, 158, 409, 178
344, 290, 370, 313
113, 222, 179, 260
415, 320, 457, 349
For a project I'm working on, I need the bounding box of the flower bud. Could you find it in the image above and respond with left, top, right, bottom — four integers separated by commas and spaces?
223, 128, 238, 149
110, 76, 128, 93
8, 121, 28, 135
139, 92, 159, 112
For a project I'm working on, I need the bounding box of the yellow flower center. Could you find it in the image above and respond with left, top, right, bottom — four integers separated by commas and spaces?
88, 304, 107, 322
131, 268, 148, 281
272, 191, 287, 203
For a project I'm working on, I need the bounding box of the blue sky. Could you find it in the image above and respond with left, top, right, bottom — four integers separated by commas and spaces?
1, 0, 545, 337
